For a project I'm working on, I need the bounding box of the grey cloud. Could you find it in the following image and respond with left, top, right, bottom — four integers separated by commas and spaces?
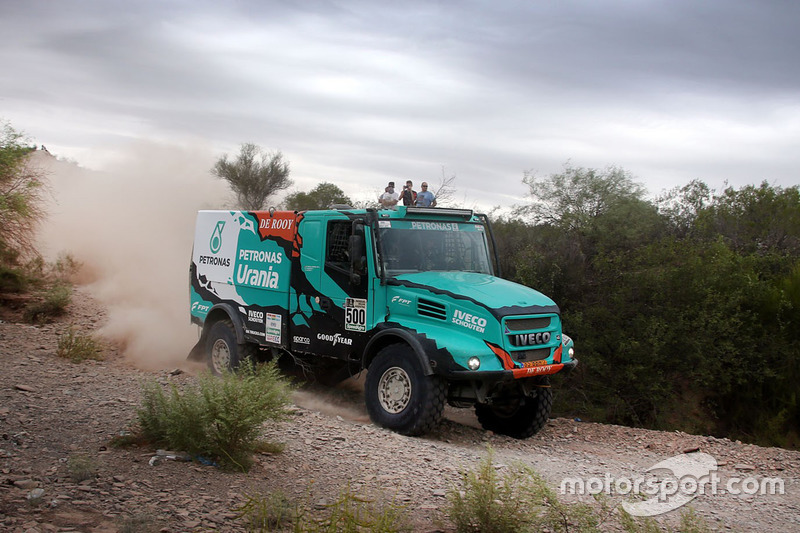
2, 0, 799, 210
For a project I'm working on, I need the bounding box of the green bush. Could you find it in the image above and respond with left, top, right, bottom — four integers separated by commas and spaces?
57, 327, 103, 362
620, 506, 713, 533
52, 252, 82, 280
23, 282, 72, 323
137, 360, 293, 471
298, 485, 411, 533
0, 263, 27, 293
66, 453, 98, 482
235, 491, 293, 532
1, 120, 45, 269
446, 448, 600, 533
235, 484, 411, 533
116, 512, 160, 533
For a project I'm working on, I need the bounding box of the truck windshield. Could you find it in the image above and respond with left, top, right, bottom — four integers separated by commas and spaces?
379, 223, 493, 275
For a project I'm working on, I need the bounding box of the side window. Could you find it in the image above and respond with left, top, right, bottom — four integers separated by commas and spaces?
326, 221, 350, 271
324, 220, 367, 297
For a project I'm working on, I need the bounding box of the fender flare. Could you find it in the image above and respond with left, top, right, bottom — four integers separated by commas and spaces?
187, 304, 246, 362
205, 303, 247, 344
363, 327, 434, 376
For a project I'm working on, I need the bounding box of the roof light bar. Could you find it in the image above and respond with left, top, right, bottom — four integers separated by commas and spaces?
406, 207, 474, 218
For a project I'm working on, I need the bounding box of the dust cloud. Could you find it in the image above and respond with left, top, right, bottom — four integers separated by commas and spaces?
293, 375, 370, 424
34, 142, 230, 369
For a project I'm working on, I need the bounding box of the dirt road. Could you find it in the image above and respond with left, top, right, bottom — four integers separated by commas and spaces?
1, 287, 798, 531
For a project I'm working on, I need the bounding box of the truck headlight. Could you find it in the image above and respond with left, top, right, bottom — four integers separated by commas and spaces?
467, 357, 481, 370
568, 347, 575, 358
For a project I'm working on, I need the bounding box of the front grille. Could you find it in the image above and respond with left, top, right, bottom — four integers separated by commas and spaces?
505, 317, 551, 331
513, 348, 550, 363
418, 299, 447, 320
503, 314, 559, 365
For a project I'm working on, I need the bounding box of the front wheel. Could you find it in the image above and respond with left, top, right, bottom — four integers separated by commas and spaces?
205, 319, 253, 375
475, 386, 553, 439
365, 344, 445, 436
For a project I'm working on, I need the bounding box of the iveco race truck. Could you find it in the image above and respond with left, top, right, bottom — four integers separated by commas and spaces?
189, 206, 576, 438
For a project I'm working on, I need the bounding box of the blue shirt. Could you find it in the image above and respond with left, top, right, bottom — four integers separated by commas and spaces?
416, 190, 435, 207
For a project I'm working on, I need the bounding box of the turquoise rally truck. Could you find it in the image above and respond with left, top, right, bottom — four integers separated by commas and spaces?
189, 206, 576, 438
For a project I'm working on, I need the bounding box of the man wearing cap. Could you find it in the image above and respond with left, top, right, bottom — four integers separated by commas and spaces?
379, 182, 399, 209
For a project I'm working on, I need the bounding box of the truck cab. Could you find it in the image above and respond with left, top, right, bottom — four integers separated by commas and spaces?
189, 206, 576, 438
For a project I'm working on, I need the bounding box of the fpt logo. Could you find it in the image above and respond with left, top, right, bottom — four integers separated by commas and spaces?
210, 221, 225, 254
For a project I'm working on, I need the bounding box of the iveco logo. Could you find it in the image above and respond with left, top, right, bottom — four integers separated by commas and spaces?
510, 332, 551, 347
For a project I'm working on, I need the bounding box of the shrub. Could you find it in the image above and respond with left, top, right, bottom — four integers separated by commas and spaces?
677, 508, 712, 533
235, 484, 411, 533
66, 453, 97, 482
52, 252, 82, 281
1, 120, 46, 266
0, 263, 27, 293
235, 491, 293, 532
23, 282, 72, 323
117, 512, 160, 533
620, 506, 713, 533
296, 484, 411, 533
446, 448, 600, 533
136, 360, 293, 471
57, 327, 103, 362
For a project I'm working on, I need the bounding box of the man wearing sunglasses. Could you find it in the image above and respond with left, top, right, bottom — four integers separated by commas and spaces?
415, 182, 436, 207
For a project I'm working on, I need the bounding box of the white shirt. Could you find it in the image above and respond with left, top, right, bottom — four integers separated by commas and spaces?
379, 190, 399, 209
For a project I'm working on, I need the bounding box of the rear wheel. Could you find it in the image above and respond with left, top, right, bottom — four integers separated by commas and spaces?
365, 344, 445, 436
475, 386, 553, 439
205, 319, 253, 375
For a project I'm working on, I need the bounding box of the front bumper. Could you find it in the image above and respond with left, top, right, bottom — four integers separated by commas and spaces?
444, 358, 578, 381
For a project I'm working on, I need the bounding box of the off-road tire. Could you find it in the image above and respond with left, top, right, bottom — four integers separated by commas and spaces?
475, 386, 553, 439
365, 344, 446, 436
205, 319, 255, 375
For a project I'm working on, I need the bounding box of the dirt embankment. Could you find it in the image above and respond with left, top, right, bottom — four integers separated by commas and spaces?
1, 287, 799, 532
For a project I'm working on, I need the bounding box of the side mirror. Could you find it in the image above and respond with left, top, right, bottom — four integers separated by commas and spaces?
349, 235, 366, 276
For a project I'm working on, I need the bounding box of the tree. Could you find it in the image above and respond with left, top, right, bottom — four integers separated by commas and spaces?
1, 120, 44, 268
699, 181, 800, 255
429, 167, 458, 206
212, 143, 292, 210
656, 179, 712, 237
517, 163, 646, 231
285, 182, 352, 211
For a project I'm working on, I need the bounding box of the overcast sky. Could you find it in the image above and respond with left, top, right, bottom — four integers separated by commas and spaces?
3, 0, 799, 210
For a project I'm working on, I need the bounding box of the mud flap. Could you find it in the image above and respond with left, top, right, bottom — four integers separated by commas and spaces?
187, 337, 206, 362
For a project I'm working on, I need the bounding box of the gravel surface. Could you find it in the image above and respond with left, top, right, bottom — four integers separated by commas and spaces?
1, 287, 798, 532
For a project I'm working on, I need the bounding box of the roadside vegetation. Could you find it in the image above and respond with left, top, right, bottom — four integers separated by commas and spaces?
445, 448, 604, 533
494, 164, 800, 448
57, 326, 104, 362
236, 485, 411, 533
233, 449, 713, 532
0, 119, 84, 324
134, 360, 293, 471
18, 253, 83, 323
66, 453, 99, 482
0, 119, 46, 299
